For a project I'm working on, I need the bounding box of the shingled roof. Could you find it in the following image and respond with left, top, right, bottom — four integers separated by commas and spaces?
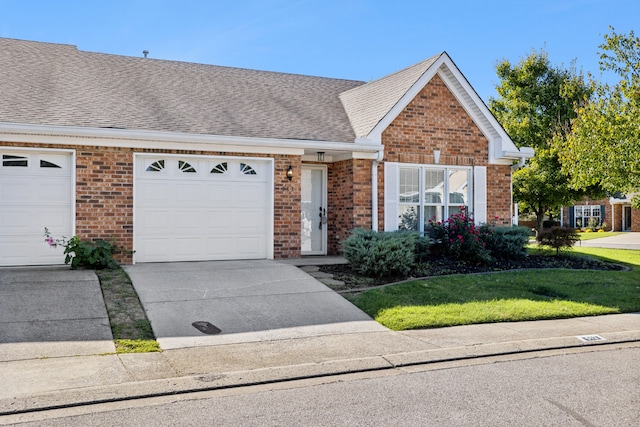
0, 38, 368, 142
0, 38, 454, 146
339, 54, 441, 138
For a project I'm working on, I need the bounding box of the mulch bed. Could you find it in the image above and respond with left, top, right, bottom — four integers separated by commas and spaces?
318, 254, 626, 292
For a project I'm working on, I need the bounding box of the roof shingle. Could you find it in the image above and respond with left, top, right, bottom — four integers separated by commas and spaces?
0, 38, 365, 142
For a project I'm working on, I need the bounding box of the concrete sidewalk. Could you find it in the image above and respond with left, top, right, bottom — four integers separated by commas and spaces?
1, 313, 639, 415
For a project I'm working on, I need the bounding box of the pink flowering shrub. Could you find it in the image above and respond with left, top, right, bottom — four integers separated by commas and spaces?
426, 207, 493, 264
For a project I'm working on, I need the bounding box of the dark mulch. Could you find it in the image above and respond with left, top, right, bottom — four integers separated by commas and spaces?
318, 254, 626, 292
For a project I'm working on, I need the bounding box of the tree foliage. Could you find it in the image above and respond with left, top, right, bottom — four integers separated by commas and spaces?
489, 50, 599, 231
561, 27, 640, 208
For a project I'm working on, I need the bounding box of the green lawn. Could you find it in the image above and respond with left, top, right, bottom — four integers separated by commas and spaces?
346, 247, 640, 330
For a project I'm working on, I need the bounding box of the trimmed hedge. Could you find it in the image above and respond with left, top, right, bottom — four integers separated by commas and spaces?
341, 229, 421, 278
482, 226, 531, 259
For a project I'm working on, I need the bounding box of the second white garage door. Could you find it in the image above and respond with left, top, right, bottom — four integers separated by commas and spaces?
135, 155, 273, 262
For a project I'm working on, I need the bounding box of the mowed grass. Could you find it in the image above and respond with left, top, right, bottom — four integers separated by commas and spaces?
346, 247, 640, 330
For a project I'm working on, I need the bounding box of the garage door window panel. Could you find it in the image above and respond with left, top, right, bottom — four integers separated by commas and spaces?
240, 163, 257, 175
178, 160, 197, 173
145, 160, 166, 173
210, 162, 228, 174
2, 155, 28, 167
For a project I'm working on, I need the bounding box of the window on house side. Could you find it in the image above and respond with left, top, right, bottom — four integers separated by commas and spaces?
398, 166, 470, 233
574, 205, 601, 228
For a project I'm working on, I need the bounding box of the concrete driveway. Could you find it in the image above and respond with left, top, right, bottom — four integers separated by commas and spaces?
578, 232, 640, 250
123, 260, 386, 349
0, 266, 115, 362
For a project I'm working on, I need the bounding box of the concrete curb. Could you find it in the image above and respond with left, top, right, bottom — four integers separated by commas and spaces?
2, 329, 638, 416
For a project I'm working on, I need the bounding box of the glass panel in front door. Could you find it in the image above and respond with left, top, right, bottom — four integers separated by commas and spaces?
301, 168, 325, 253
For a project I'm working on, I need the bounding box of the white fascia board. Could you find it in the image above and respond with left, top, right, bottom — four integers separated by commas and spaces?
0, 122, 382, 156
610, 192, 637, 204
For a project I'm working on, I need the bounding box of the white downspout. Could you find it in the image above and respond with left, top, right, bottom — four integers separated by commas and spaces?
510, 157, 527, 226
371, 150, 384, 231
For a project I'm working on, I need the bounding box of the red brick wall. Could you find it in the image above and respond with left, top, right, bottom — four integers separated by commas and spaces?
273, 156, 301, 258
327, 158, 372, 255
379, 74, 512, 228
328, 160, 353, 254
486, 165, 513, 225
75, 148, 134, 263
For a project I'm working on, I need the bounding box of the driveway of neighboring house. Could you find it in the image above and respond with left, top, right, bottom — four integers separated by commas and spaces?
123, 260, 386, 350
0, 266, 115, 362
578, 232, 640, 250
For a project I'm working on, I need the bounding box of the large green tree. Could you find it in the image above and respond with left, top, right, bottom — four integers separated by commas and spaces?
489, 50, 600, 232
562, 27, 640, 208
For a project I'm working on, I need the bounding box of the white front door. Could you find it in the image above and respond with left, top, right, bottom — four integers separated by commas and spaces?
301, 165, 327, 255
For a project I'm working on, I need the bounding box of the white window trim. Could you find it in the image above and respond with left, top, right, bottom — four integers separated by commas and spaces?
385, 162, 482, 233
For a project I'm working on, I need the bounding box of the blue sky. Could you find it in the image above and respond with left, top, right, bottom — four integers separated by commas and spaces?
1, 1, 637, 102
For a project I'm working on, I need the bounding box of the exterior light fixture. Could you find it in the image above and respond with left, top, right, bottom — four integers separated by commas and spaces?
317, 152, 325, 162
433, 149, 441, 164
286, 165, 293, 181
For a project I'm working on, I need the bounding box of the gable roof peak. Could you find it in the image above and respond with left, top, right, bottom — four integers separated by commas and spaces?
339, 53, 444, 139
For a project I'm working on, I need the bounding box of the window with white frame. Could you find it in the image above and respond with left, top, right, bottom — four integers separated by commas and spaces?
574, 205, 601, 228
398, 166, 470, 233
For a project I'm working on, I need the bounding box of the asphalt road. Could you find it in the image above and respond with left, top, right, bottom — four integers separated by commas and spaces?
7, 344, 639, 426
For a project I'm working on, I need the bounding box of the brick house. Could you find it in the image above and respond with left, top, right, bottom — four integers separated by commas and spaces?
562, 194, 639, 232
0, 38, 533, 266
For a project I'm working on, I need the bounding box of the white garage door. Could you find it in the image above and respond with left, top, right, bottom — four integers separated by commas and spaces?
0, 150, 73, 266
135, 155, 272, 262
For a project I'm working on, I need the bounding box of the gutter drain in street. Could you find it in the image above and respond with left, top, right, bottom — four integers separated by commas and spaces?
576, 335, 606, 343
192, 321, 222, 335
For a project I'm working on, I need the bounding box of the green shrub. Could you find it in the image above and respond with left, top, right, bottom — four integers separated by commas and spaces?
63, 236, 120, 269
341, 229, 416, 277
394, 230, 431, 263
44, 228, 120, 269
482, 226, 531, 259
537, 227, 580, 255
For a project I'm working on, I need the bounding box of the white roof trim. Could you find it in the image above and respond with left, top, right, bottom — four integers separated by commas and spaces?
0, 122, 383, 156
365, 53, 533, 164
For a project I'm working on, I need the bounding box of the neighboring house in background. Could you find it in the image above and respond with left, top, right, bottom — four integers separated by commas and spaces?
0, 38, 533, 266
561, 194, 639, 232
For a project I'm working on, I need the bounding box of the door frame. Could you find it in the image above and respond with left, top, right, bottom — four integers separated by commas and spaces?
301, 164, 327, 256
622, 205, 632, 231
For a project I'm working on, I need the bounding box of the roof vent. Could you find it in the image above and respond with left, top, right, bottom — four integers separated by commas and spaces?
143, 50, 149, 58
